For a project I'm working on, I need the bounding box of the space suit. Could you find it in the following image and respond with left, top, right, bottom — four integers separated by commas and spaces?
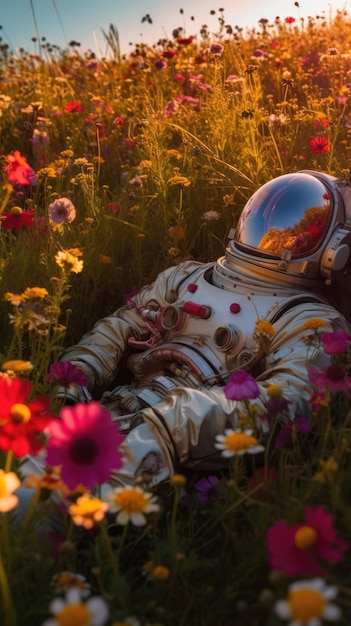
58, 170, 351, 486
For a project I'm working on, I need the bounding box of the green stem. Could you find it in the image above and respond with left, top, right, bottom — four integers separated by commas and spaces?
0, 554, 16, 626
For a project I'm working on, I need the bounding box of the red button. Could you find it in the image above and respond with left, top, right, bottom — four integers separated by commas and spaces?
183, 301, 211, 318
230, 303, 241, 314
187, 283, 198, 293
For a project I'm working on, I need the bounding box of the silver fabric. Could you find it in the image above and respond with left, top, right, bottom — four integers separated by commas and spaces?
58, 259, 351, 487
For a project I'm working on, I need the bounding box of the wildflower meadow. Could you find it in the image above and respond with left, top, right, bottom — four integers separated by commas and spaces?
3, 6, 351, 625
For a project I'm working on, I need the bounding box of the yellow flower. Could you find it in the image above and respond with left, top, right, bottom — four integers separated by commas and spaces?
4, 292, 25, 305
55, 250, 84, 274
275, 578, 341, 624
98, 254, 112, 264
255, 319, 275, 338
152, 565, 170, 580
68, 493, 108, 529
266, 384, 282, 398
215, 429, 264, 457
170, 474, 187, 487
22, 287, 49, 299
0, 469, 21, 512
167, 175, 191, 187
52, 571, 91, 597
105, 486, 160, 526
167, 149, 182, 159
1, 359, 33, 373
303, 318, 329, 330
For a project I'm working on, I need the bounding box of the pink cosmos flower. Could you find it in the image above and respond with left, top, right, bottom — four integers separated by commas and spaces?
267, 505, 349, 576
308, 364, 351, 394
223, 370, 260, 401
47, 362, 89, 388
321, 331, 351, 355
45, 402, 125, 490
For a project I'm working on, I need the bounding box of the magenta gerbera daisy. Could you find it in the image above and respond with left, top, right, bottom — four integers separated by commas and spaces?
45, 402, 125, 490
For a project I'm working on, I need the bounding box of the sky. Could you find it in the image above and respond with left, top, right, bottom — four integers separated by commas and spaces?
0, 0, 350, 56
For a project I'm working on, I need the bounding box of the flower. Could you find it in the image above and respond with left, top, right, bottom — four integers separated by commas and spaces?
0, 376, 56, 457
4, 150, 37, 185
48, 197, 76, 224
275, 415, 312, 449
47, 362, 89, 388
104, 485, 160, 526
308, 364, 351, 394
215, 428, 264, 457
55, 249, 84, 274
321, 331, 351, 355
45, 402, 125, 490
303, 318, 329, 330
68, 493, 109, 529
275, 578, 341, 625
167, 175, 191, 187
284, 16, 296, 24
23, 287, 48, 299
309, 136, 330, 154
0, 469, 21, 512
42, 588, 109, 626
223, 370, 260, 401
1, 207, 35, 230
52, 572, 91, 597
1, 359, 33, 373
63, 101, 83, 113
208, 43, 223, 55
152, 565, 170, 580
195, 475, 219, 503
267, 505, 349, 576
202, 211, 220, 221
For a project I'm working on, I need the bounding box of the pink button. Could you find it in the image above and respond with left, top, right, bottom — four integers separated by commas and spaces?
187, 283, 198, 293
230, 303, 241, 314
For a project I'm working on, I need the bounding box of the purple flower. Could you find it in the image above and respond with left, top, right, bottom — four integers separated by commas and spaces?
321, 331, 351, 355
195, 475, 219, 503
47, 361, 89, 388
223, 370, 260, 401
275, 415, 312, 449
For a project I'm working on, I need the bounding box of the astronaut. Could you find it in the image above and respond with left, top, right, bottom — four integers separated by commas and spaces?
58, 170, 351, 487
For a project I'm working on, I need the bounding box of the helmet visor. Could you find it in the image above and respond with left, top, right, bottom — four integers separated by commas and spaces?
235, 173, 333, 258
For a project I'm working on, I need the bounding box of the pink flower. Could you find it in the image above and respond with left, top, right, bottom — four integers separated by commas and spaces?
48, 197, 76, 224
321, 331, 351, 355
45, 402, 125, 490
223, 370, 260, 401
267, 506, 349, 576
47, 362, 89, 388
308, 364, 351, 394
275, 415, 311, 449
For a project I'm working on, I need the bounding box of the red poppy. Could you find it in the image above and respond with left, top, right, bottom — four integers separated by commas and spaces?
285, 16, 296, 24
0, 377, 56, 457
1, 207, 35, 230
176, 37, 194, 46
4, 151, 37, 186
64, 101, 83, 113
162, 49, 179, 58
309, 136, 330, 154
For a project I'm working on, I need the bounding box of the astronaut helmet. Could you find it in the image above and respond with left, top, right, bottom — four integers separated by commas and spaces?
224, 170, 351, 289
